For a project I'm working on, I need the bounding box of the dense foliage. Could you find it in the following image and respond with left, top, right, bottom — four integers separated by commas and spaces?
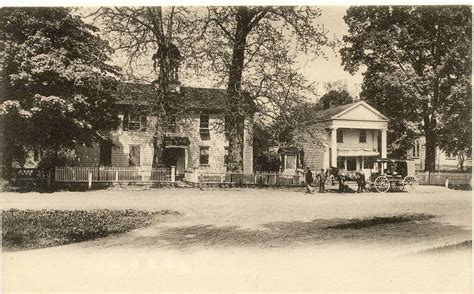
341, 6, 471, 170
0, 8, 120, 176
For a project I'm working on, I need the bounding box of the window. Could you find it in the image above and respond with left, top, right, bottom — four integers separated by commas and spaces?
123, 112, 147, 132
337, 157, 345, 169
347, 157, 357, 171
412, 141, 420, 158
364, 157, 374, 169
199, 115, 209, 134
359, 130, 367, 143
99, 143, 112, 166
336, 129, 344, 143
129, 145, 141, 166
224, 146, 230, 165
166, 115, 177, 132
200, 147, 209, 165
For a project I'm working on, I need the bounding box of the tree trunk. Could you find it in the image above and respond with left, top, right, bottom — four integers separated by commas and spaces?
458, 153, 464, 171
423, 116, 437, 172
225, 8, 251, 172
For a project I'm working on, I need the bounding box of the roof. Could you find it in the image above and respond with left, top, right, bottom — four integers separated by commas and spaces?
278, 146, 303, 155
313, 101, 388, 122
313, 102, 360, 121
114, 83, 253, 113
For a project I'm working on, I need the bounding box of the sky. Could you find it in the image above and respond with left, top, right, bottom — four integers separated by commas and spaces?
296, 6, 364, 98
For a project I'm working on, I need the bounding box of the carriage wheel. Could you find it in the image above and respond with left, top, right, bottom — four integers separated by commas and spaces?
374, 176, 391, 193
403, 176, 418, 192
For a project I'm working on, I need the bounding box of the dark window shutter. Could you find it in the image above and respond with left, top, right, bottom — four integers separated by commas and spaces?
123, 113, 129, 131
140, 116, 147, 132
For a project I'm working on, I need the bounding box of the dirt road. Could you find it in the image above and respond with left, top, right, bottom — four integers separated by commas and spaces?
2, 186, 471, 292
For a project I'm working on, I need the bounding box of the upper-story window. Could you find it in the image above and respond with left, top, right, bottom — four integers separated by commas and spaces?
166, 115, 177, 132
123, 112, 147, 132
412, 141, 421, 158
200, 115, 209, 134
336, 129, 344, 143
359, 130, 367, 143
224, 116, 230, 135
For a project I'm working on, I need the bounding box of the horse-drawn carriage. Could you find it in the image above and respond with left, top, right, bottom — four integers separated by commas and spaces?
327, 158, 418, 193
369, 159, 418, 193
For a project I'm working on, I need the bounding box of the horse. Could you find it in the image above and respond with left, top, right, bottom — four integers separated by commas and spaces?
327, 167, 356, 193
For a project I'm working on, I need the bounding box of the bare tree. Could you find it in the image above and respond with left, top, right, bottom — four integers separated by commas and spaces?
91, 7, 198, 166
196, 6, 332, 171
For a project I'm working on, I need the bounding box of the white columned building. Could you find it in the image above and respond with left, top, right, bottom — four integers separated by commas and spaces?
279, 101, 389, 175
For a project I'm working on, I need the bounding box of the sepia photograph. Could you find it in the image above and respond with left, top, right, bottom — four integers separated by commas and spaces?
0, 2, 472, 292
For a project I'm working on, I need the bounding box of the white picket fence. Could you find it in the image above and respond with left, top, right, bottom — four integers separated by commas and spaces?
55, 166, 174, 184
185, 170, 305, 186
416, 171, 472, 186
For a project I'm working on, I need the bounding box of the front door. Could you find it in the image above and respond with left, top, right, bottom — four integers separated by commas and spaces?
347, 157, 357, 171
163, 148, 186, 179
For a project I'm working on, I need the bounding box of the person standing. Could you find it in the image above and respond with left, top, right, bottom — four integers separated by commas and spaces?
317, 168, 326, 193
356, 169, 368, 192
337, 169, 346, 193
305, 167, 314, 193
356, 169, 363, 192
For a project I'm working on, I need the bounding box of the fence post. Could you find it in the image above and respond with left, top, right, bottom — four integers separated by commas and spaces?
193, 167, 199, 183
170, 166, 176, 182
88, 171, 92, 189
115, 171, 119, 182
445, 177, 449, 188
47, 169, 52, 190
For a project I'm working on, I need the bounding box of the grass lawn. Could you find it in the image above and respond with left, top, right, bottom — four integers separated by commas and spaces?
2, 209, 178, 251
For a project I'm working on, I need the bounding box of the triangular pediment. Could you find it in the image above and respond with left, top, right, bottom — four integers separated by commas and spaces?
334, 102, 388, 121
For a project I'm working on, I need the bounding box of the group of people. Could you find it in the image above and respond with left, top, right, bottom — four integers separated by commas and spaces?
305, 167, 368, 193
305, 167, 327, 193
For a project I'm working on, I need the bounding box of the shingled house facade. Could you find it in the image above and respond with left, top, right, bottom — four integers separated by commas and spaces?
74, 84, 254, 178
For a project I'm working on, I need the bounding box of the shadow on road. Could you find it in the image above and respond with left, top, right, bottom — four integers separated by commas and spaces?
88, 213, 471, 251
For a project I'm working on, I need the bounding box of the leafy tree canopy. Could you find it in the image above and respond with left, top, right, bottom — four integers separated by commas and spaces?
340, 6, 471, 169
318, 88, 354, 110
0, 7, 120, 171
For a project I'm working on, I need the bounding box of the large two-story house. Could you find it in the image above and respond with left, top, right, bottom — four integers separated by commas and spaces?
74, 83, 254, 178
279, 101, 389, 174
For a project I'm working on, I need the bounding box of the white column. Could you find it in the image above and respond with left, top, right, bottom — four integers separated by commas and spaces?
184, 148, 188, 169
324, 140, 330, 169
170, 166, 176, 182
381, 128, 387, 158
331, 128, 337, 168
